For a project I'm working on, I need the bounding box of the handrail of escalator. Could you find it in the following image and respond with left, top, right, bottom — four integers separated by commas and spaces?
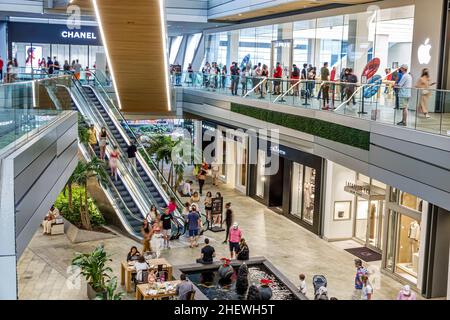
87, 71, 186, 211
69, 77, 162, 215
77, 118, 145, 239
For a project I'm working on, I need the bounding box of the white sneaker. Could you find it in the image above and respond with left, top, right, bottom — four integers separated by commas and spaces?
425, 114, 431, 119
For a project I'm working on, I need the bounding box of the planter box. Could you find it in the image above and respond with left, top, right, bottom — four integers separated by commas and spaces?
64, 219, 116, 244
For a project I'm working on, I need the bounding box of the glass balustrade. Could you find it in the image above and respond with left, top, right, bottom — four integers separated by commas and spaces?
176, 72, 450, 137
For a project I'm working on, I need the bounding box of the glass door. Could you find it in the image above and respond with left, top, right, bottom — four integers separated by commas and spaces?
235, 135, 248, 194
367, 200, 384, 251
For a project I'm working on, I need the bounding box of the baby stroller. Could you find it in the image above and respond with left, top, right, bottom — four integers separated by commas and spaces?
312, 275, 328, 300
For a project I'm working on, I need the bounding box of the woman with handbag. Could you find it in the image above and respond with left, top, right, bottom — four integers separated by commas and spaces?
197, 168, 207, 196
415, 68, 435, 119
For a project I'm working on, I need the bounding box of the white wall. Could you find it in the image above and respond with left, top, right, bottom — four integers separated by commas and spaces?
387, 42, 412, 70
323, 161, 356, 241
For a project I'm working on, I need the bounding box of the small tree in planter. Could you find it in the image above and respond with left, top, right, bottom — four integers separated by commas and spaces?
71, 244, 112, 299
71, 158, 108, 230
95, 277, 125, 300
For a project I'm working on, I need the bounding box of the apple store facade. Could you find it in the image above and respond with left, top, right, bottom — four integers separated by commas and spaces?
203, 0, 446, 89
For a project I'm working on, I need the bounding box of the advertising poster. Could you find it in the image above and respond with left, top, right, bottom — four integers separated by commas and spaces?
25, 46, 42, 68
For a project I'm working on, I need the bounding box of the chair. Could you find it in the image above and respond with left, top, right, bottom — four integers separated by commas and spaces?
134, 270, 149, 291
186, 290, 196, 300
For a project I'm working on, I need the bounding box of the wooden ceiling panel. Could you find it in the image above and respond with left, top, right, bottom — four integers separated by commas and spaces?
94, 0, 170, 115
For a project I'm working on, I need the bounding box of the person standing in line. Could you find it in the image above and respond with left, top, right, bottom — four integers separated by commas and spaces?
187, 63, 194, 86
141, 219, 152, 254
98, 127, 107, 161
291, 64, 300, 96
393, 67, 403, 110
221, 65, 227, 89
320, 62, 330, 110
261, 64, 269, 98
361, 274, 373, 300
396, 64, 413, 126
352, 259, 367, 300
241, 64, 250, 96
228, 222, 242, 259
273, 62, 283, 95
109, 146, 120, 181
345, 68, 358, 107
340, 68, 347, 101
223, 202, 233, 244
187, 204, 202, 248
415, 68, 435, 119
87, 124, 97, 149
0, 56, 4, 82
126, 140, 138, 170
330, 66, 337, 104
396, 285, 416, 300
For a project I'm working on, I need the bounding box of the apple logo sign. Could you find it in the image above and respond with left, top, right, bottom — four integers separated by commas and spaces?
418, 38, 432, 65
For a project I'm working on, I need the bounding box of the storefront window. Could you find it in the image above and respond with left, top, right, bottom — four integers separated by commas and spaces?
355, 198, 368, 242
169, 36, 183, 65
183, 33, 202, 70
302, 167, 316, 225
89, 45, 105, 68
395, 213, 421, 284
70, 45, 88, 68
400, 192, 422, 212
290, 163, 304, 219
293, 19, 317, 67
51, 44, 70, 64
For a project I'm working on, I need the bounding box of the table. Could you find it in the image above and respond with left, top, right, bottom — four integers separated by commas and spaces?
136, 280, 182, 300
120, 258, 173, 293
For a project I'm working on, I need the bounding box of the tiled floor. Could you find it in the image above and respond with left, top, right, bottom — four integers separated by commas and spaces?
18, 179, 417, 300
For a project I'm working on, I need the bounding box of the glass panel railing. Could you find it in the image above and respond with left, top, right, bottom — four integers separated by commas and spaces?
178, 72, 450, 138
0, 108, 62, 153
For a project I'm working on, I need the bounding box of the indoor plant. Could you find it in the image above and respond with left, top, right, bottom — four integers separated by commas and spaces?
71, 244, 112, 299
95, 277, 125, 300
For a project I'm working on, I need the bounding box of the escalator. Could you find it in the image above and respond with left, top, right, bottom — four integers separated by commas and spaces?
83, 75, 210, 234
65, 79, 185, 240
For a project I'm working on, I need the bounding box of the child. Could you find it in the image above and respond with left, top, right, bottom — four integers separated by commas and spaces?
362, 275, 373, 300
299, 274, 307, 296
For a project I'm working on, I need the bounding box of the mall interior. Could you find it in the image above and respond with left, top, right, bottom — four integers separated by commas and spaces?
1, 0, 450, 301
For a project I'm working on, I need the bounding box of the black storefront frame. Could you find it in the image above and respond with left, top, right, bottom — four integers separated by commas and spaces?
249, 139, 324, 235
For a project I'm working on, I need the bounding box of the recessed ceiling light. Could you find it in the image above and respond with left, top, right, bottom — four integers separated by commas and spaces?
238, 13, 242, 16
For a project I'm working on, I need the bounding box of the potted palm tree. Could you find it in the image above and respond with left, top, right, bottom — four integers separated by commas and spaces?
71, 244, 112, 300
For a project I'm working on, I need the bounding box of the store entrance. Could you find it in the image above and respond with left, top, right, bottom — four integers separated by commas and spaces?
268, 157, 284, 212
345, 177, 387, 253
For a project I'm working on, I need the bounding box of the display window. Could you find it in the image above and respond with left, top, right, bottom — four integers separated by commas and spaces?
385, 210, 421, 285
290, 163, 316, 225
256, 149, 266, 199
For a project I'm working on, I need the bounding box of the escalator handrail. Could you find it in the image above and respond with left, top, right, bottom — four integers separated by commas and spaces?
87, 71, 185, 210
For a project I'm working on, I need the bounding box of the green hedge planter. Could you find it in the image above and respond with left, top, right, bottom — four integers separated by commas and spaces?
230, 103, 370, 150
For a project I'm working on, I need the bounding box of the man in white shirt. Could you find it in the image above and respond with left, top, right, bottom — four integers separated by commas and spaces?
396, 64, 413, 126
182, 180, 192, 197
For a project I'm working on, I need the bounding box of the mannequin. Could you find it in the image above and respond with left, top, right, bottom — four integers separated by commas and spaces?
408, 221, 420, 261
